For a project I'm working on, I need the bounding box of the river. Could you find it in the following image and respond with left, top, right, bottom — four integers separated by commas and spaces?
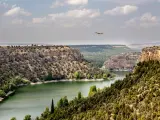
0, 72, 128, 120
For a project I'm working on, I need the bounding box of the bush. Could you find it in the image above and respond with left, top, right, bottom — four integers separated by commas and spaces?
0, 90, 6, 97
88, 85, 97, 97
10, 117, 16, 120
103, 74, 108, 80
73, 71, 80, 79
23, 115, 31, 120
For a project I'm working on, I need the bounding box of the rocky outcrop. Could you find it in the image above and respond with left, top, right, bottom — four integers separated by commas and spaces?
139, 46, 160, 62
0, 45, 103, 85
104, 52, 141, 71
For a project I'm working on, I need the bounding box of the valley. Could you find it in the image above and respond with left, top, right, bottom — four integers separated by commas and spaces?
0, 72, 126, 120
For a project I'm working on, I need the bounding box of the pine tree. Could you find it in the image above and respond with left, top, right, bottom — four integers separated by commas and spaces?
51, 99, 54, 114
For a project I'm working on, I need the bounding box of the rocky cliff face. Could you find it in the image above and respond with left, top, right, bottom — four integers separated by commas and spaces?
140, 46, 160, 62
0, 45, 102, 84
104, 52, 141, 71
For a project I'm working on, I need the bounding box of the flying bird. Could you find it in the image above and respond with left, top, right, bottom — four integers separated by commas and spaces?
95, 32, 103, 35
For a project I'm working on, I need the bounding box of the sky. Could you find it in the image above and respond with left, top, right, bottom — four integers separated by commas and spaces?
0, 0, 160, 45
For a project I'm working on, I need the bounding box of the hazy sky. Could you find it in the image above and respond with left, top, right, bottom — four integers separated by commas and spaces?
0, 0, 160, 45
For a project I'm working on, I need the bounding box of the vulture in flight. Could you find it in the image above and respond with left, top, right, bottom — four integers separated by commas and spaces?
95, 32, 103, 35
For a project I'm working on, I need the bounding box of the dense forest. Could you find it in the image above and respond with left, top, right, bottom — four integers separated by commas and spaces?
23, 60, 160, 120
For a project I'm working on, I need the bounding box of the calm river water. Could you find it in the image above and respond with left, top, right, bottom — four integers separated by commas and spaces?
0, 72, 128, 120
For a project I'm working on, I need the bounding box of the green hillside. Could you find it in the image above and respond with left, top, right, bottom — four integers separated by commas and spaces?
37, 60, 160, 120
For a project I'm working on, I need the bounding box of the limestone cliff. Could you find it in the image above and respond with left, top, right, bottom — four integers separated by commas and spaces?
140, 46, 160, 62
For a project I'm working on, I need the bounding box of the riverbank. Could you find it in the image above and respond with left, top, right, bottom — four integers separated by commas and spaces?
0, 79, 106, 103
30, 79, 104, 85
0, 90, 15, 103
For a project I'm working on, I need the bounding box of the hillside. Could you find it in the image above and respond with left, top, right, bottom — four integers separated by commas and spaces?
36, 48, 160, 120
0, 45, 108, 98
70, 45, 138, 67
104, 52, 141, 71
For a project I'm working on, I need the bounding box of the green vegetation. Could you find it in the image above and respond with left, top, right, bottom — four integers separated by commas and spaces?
24, 115, 31, 120
72, 70, 112, 80
44, 72, 53, 81
10, 117, 16, 120
78, 92, 82, 100
0, 76, 30, 98
40, 107, 50, 119
51, 99, 54, 114
73, 71, 81, 79
35, 60, 160, 120
57, 96, 69, 108
88, 85, 97, 97
102, 73, 108, 80
0, 90, 6, 97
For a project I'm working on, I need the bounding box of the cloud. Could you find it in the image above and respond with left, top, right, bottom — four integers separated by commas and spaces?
66, 9, 100, 18
4, 6, 31, 17
140, 13, 158, 23
51, 0, 88, 8
49, 9, 100, 19
32, 17, 48, 24
67, 0, 88, 5
31, 9, 99, 28
104, 5, 138, 16
126, 13, 159, 28
50, 0, 65, 8
100, 0, 156, 5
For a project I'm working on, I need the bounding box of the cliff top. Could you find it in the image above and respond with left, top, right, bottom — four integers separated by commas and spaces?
142, 46, 160, 51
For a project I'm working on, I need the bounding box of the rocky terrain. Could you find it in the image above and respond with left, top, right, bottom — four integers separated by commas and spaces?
104, 52, 141, 71
0, 45, 104, 86
140, 46, 160, 62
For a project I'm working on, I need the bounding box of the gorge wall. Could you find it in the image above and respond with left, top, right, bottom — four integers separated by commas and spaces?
104, 52, 141, 71
0, 45, 103, 85
140, 46, 160, 62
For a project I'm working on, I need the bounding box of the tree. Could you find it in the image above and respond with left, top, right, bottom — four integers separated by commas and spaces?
10, 117, 16, 120
41, 107, 50, 118
45, 72, 53, 81
63, 96, 69, 106
23, 115, 31, 120
88, 85, 97, 97
57, 96, 69, 108
97, 74, 102, 79
0, 90, 6, 97
35, 117, 39, 120
74, 71, 80, 79
51, 99, 54, 114
87, 74, 91, 79
103, 73, 108, 80
94, 75, 97, 79
78, 92, 82, 100
57, 98, 63, 108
